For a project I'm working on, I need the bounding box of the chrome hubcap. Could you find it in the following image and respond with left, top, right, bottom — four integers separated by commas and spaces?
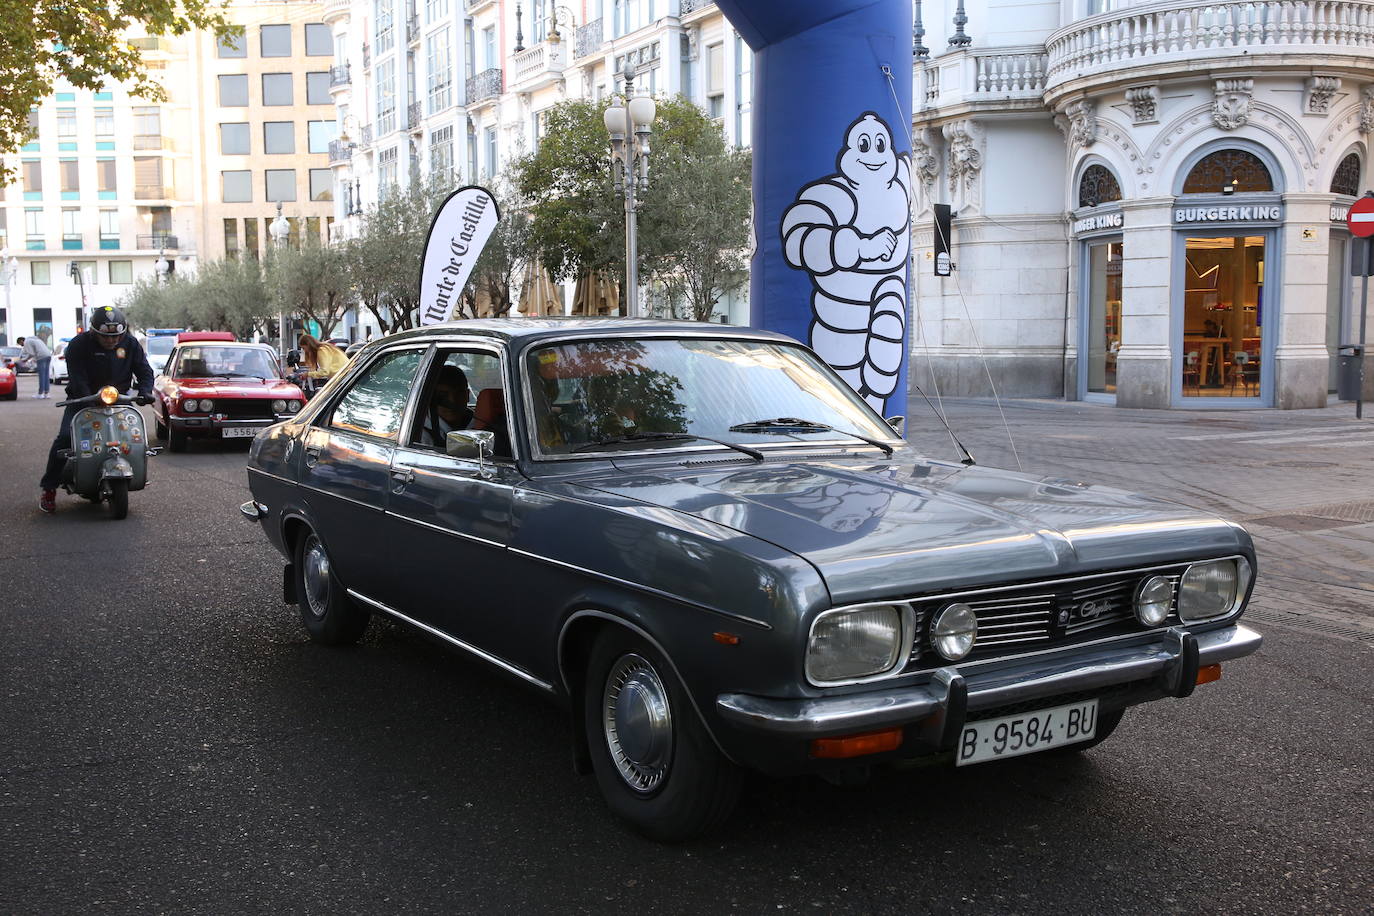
603, 653, 673, 793
303, 536, 331, 619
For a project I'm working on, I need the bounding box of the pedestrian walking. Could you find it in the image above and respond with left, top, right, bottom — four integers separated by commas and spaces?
17, 335, 52, 398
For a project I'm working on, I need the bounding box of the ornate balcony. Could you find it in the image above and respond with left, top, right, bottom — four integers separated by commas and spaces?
328, 139, 353, 164
465, 0, 496, 11
136, 234, 178, 250
466, 67, 503, 104
359, 123, 373, 147
1045, 0, 1374, 102
679, 0, 714, 14
918, 46, 1049, 116
574, 19, 603, 59
330, 64, 351, 88
407, 101, 423, 131
512, 41, 567, 89
406, 15, 419, 45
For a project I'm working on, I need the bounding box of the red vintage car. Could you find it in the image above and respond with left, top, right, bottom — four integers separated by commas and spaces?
0, 361, 16, 400
152, 335, 306, 451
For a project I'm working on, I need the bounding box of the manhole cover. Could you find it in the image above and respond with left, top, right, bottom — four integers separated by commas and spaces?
1266, 460, 1338, 468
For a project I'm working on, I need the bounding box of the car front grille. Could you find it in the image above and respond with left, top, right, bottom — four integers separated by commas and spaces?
906, 565, 1188, 669
210, 399, 276, 419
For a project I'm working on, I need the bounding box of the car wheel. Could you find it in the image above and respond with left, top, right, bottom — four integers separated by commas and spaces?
583, 629, 742, 842
295, 531, 369, 645
1048, 707, 1125, 755
155, 411, 168, 441
168, 426, 188, 452
2, 388, 15, 401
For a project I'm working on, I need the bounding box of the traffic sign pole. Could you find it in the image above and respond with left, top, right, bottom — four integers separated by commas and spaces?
1345, 192, 1374, 418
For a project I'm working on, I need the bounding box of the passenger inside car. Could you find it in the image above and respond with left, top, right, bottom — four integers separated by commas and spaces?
418, 365, 474, 448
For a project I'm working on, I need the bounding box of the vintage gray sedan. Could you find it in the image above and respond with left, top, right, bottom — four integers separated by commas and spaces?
241, 319, 1262, 840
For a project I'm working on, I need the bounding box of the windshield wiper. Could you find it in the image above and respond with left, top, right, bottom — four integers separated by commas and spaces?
728, 417, 895, 458
571, 431, 763, 461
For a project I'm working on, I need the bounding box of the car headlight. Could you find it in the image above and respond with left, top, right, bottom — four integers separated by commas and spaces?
1178, 559, 1247, 622
931, 603, 978, 661
271, 399, 288, 413
806, 603, 907, 684
181, 398, 200, 413
1134, 575, 1174, 627
287, 400, 301, 413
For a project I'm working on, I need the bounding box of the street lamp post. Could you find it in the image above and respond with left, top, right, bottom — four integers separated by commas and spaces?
270, 202, 291, 352
603, 62, 656, 318
1, 249, 17, 344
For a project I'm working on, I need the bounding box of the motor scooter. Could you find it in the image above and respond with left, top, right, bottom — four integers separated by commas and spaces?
55, 386, 157, 520
285, 349, 321, 399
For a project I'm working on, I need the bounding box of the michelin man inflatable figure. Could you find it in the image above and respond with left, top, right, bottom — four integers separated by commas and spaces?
781, 112, 911, 413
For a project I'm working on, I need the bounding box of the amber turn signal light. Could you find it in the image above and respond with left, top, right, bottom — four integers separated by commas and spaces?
712, 631, 740, 646
810, 727, 904, 759
1196, 663, 1222, 686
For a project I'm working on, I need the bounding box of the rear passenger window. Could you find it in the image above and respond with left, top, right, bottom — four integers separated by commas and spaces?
329, 349, 423, 440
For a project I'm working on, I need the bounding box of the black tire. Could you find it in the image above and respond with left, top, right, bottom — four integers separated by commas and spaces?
107, 479, 129, 520
168, 426, 188, 453
155, 411, 168, 441
294, 531, 369, 645
2, 386, 15, 401
583, 629, 742, 842
1048, 707, 1125, 755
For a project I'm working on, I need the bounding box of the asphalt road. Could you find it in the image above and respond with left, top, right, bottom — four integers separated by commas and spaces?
2, 374, 1371, 915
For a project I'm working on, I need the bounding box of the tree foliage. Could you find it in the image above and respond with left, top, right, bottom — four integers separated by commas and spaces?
267, 240, 351, 338
118, 257, 272, 339
342, 175, 449, 334
466, 176, 533, 318
0, 0, 236, 181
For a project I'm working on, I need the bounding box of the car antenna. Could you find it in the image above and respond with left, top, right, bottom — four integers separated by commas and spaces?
912, 383, 976, 466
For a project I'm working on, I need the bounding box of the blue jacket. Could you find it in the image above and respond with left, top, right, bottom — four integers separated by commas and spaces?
64, 331, 154, 399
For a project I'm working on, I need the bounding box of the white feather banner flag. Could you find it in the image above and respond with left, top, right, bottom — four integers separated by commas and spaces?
418, 185, 502, 326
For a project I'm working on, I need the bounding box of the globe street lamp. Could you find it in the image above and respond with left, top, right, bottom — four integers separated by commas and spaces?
270, 202, 291, 353
604, 62, 655, 318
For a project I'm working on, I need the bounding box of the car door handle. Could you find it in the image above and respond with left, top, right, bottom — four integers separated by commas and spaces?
304, 445, 321, 468
390, 467, 414, 493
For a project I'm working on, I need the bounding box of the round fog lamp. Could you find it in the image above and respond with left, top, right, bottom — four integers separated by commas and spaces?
1134, 575, 1174, 626
288, 400, 302, 413
931, 603, 978, 661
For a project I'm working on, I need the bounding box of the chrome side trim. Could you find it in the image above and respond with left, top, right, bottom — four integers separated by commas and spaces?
507, 546, 770, 629
347, 589, 555, 692
296, 482, 385, 513
715, 624, 1262, 738
383, 510, 507, 549
247, 466, 296, 487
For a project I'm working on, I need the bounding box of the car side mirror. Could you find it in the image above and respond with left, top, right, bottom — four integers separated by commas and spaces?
285, 349, 302, 367
447, 429, 496, 478
885, 415, 905, 435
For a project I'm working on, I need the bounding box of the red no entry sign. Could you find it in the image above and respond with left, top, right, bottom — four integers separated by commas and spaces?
1347, 195, 1374, 237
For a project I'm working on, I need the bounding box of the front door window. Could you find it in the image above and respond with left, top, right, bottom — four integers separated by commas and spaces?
1086, 240, 1123, 395
1182, 235, 1264, 398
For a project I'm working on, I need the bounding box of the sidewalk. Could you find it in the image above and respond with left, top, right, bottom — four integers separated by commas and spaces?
906, 396, 1374, 644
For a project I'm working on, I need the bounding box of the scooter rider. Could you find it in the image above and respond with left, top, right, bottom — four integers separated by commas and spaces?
39, 306, 154, 514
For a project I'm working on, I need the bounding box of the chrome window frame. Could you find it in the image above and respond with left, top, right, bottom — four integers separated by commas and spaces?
515, 329, 902, 463
393, 337, 521, 463
314, 341, 434, 444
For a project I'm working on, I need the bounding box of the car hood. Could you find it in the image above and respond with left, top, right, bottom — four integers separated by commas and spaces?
572, 452, 1246, 603
164, 377, 302, 398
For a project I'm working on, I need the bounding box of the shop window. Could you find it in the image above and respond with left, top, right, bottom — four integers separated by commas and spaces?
1085, 240, 1123, 395
1331, 152, 1361, 197
1183, 235, 1265, 398
1078, 164, 1121, 208
1182, 150, 1272, 195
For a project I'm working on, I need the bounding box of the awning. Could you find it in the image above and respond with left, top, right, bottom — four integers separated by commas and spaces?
518, 261, 564, 316
571, 271, 619, 316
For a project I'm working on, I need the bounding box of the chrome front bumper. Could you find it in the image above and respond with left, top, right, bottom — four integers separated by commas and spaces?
171, 416, 287, 429
716, 624, 1262, 740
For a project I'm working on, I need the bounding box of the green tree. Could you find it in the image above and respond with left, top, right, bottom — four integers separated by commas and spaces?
267, 241, 351, 338
188, 256, 272, 339
343, 176, 449, 333
465, 175, 533, 318
119, 274, 190, 330
0, 1, 236, 181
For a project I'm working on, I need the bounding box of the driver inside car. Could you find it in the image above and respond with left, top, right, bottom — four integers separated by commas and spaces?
420, 365, 475, 448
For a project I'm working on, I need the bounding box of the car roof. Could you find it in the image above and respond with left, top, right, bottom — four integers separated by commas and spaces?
379, 318, 797, 351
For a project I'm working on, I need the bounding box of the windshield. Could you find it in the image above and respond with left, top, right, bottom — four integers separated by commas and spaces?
176, 346, 280, 379
146, 337, 176, 356
526, 337, 894, 456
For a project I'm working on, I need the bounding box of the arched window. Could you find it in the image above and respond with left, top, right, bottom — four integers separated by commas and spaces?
1181, 149, 1273, 194
1331, 152, 1361, 197
1078, 164, 1121, 208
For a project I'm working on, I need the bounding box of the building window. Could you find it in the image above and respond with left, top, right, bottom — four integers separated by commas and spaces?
425, 0, 450, 23
57, 108, 77, 137
306, 71, 331, 105
263, 73, 294, 106
378, 146, 398, 193
97, 158, 116, 193
26, 209, 44, 243
133, 157, 164, 199
261, 24, 292, 57
376, 60, 396, 134
132, 106, 162, 149
60, 159, 80, 194
375, 0, 394, 54
94, 107, 114, 136
1078, 164, 1122, 208
430, 125, 453, 177
220, 122, 250, 155
243, 218, 260, 259
1331, 152, 1361, 197
427, 30, 452, 114
1182, 234, 1266, 398
219, 74, 249, 107
31, 261, 51, 284
481, 26, 496, 70
308, 120, 336, 153
305, 23, 332, 55
100, 209, 119, 241
23, 159, 42, 193
222, 169, 252, 202
224, 218, 239, 257
217, 32, 245, 57
71, 259, 96, 284
1085, 240, 1123, 396
310, 168, 333, 201
266, 169, 297, 202
484, 126, 496, 178
109, 260, 133, 284
264, 121, 295, 154
62, 209, 81, 244
1182, 149, 1273, 194
734, 35, 752, 148
705, 42, 724, 120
